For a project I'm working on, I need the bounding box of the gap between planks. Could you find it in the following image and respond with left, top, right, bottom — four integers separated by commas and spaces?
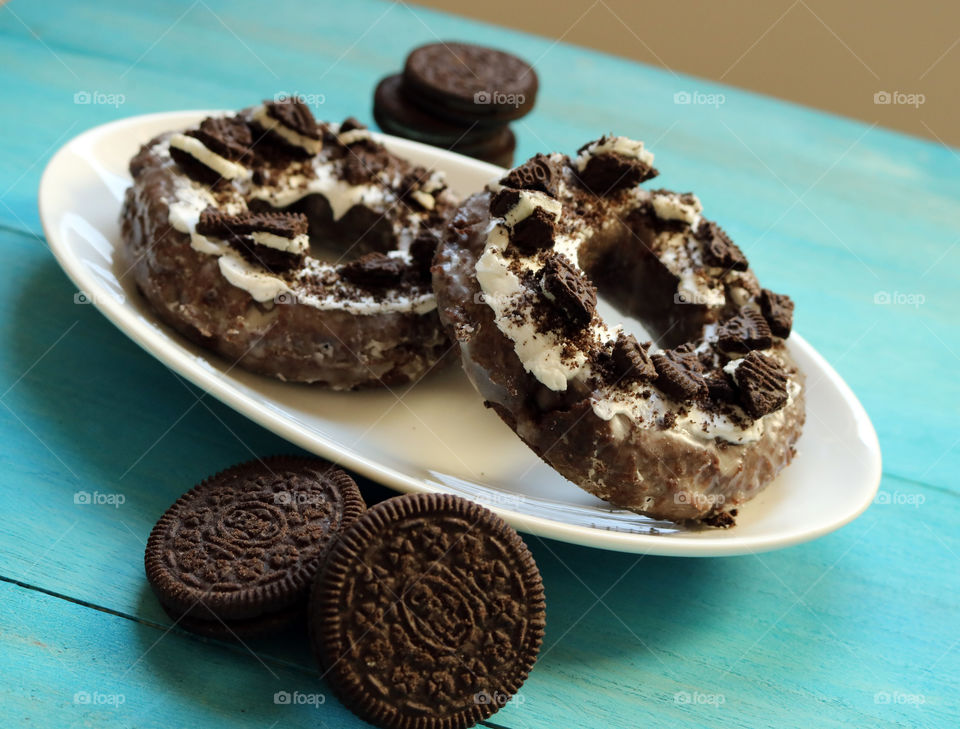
0, 574, 512, 729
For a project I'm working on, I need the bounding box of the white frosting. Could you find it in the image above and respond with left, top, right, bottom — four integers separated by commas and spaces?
499, 189, 562, 227
218, 255, 289, 302
406, 171, 447, 212
651, 191, 702, 231
575, 136, 655, 172
410, 190, 435, 211
476, 224, 588, 391
168, 134, 248, 180
252, 104, 322, 155
159, 125, 443, 316
250, 231, 309, 254
336, 128, 372, 146
251, 163, 386, 221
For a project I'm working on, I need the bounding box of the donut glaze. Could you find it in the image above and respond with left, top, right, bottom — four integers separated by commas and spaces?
121, 101, 458, 389
433, 139, 805, 525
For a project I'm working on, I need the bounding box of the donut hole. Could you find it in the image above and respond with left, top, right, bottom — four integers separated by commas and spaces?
251, 194, 398, 264
576, 212, 712, 349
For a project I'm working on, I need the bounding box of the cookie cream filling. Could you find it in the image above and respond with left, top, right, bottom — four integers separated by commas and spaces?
168, 134, 249, 180
251, 104, 322, 155
250, 231, 309, 254
336, 128, 373, 146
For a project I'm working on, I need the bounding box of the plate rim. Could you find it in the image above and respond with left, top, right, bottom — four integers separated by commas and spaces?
37, 110, 883, 556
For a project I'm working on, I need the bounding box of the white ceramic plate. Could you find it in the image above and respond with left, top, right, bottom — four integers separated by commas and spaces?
39, 111, 882, 556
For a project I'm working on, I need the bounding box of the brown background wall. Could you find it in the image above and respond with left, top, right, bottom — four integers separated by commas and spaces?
414, 0, 960, 147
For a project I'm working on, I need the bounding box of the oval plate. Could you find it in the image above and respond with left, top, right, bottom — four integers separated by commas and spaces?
39, 111, 882, 556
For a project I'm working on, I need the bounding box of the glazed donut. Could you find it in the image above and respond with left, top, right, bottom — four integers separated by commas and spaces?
433, 138, 805, 525
121, 99, 458, 389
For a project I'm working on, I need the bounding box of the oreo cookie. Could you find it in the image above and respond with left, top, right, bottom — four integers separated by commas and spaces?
374, 74, 503, 148
374, 74, 516, 167
500, 154, 561, 197
169, 116, 253, 185
144, 456, 365, 638
340, 252, 406, 289
310, 493, 545, 729
733, 352, 789, 418
759, 288, 794, 338
403, 42, 538, 125
608, 332, 656, 383
716, 309, 773, 353
651, 346, 707, 401
539, 253, 597, 330
196, 208, 309, 272
696, 220, 748, 271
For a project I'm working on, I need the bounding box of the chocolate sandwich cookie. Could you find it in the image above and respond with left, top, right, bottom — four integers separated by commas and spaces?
145, 456, 365, 638
403, 42, 538, 126
374, 74, 516, 167
310, 493, 545, 729
452, 126, 515, 168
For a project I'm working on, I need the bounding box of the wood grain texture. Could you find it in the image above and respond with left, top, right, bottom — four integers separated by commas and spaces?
0, 0, 957, 727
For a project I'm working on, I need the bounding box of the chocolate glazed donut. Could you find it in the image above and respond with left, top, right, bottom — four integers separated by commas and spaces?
121, 99, 457, 389
432, 139, 805, 526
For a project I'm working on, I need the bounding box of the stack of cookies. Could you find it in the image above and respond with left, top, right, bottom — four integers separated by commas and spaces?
374, 42, 539, 168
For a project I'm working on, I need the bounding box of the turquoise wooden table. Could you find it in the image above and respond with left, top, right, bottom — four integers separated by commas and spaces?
1, 1, 958, 727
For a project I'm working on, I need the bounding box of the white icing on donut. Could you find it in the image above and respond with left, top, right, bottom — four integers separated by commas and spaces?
250, 163, 387, 222
575, 136, 654, 172
502, 189, 562, 227
160, 126, 443, 317
251, 104, 322, 155
168, 134, 249, 180
651, 190, 702, 231
476, 224, 591, 391
475, 142, 799, 444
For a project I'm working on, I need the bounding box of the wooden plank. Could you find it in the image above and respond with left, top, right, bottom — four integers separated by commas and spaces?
0, 579, 364, 728
1, 475, 956, 729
